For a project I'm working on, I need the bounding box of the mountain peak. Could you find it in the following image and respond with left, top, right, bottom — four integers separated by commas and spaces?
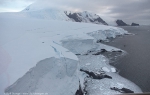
65, 11, 108, 25
22, 1, 60, 12
116, 19, 129, 26
21, 2, 111, 25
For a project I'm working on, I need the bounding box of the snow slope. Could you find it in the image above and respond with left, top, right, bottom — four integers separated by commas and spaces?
0, 12, 131, 93
0, 10, 141, 95
22, 5, 71, 21
100, 15, 117, 26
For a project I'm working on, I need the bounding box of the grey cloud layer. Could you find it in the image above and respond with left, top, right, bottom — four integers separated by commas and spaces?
42, 0, 150, 24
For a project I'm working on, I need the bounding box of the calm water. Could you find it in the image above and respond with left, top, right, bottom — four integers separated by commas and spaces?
105, 26, 150, 92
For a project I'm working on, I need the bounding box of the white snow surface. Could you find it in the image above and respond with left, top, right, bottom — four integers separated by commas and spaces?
76, 54, 142, 94
0, 11, 141, 95
4, 57, 79, 95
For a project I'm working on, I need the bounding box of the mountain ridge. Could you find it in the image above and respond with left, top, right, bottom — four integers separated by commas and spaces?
22, 4, 109, 25
65, 11, 108, 25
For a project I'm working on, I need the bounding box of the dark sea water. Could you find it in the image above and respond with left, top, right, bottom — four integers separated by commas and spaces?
105, 26, 150, 92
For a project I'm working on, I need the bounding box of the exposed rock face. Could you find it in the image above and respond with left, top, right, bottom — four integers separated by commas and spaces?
75, 83, 84, 95
66, 13, 82, 22
65, 11, 108, 25
131, 23, 140, 26
116, 20, 128, 26
110, 87, 134, 93
80, 69, 112, 79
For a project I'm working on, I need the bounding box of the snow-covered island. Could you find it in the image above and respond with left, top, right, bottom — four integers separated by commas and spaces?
0, 2, 142, 95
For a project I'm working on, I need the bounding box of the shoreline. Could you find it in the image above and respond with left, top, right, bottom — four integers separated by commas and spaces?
5, 29, 142, 95
104, 26, 150, 92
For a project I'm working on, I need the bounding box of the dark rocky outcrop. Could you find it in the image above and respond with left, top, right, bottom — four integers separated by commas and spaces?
96, 39, 103, 43
80, 69, 112, 79
116, 20, 128, 26
75, 54, 81, 55
65, 11, 108, 25
93, 17, 108, 25
66, 13, 82, 22
93, 49, 108, 55
131, 23, 140, 26
75, 82, 84, 95
116, 20, 140, 26
112, 50, 122, 53
110, 87, 134, 93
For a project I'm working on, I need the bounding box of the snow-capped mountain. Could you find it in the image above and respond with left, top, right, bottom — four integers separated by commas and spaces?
65, 11, 108, 25
21, 5, 71, 21
21, 3, 108, 25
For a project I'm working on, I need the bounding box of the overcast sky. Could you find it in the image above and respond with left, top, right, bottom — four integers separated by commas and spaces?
0, 0, 150, 25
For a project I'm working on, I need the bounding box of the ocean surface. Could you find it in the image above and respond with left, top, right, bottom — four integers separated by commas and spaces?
105, 26, 150, 92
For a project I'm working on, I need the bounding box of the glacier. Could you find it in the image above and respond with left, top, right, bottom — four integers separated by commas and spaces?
0, 5, 142, 95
